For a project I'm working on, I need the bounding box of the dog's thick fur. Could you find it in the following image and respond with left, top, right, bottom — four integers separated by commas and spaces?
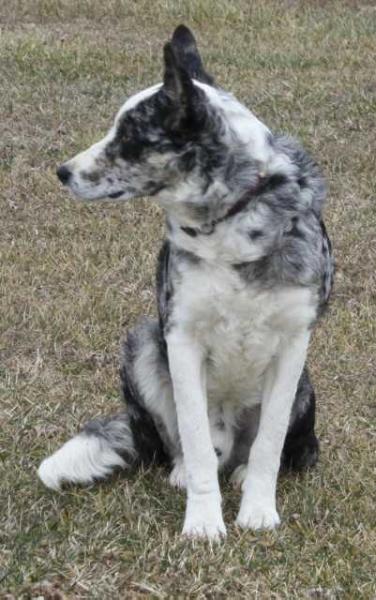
39, 26, 334, 539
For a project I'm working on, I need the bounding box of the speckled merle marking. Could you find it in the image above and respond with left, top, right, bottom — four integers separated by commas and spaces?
40, 25, 334, 539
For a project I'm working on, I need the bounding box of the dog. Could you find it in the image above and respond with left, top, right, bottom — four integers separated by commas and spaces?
38, 25, 334, 540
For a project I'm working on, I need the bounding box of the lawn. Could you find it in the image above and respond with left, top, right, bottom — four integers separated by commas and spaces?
0, 0, 375, 597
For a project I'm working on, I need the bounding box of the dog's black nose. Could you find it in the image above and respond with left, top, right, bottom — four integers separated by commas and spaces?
56, 165, 72, 185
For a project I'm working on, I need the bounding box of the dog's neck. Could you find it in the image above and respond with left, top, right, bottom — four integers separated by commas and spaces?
161, 140, 297, 264
178, 173, 267, 237
158, 148, 264, 229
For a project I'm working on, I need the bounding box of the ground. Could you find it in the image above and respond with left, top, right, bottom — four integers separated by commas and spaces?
0, 1, 375, 598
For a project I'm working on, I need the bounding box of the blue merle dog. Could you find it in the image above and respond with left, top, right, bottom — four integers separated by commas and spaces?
39, 25, 334, 540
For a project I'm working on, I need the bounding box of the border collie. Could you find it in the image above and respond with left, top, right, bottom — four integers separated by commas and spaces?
38, 25, 334, 540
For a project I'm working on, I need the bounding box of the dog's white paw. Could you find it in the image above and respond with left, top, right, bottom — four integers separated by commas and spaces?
183, 514, 227, 541
230, 464, 247, 489
168, 459, 187, 489
182, 494, 226, 541
236, 500, 280, 530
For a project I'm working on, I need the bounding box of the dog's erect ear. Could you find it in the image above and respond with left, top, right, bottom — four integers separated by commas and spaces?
163, 42, 196, 105
171, 25, 214, 85
163, 42, 206, 132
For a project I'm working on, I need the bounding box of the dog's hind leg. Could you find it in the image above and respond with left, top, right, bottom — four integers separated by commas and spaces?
229, 367, 319, 490
281, 366, 319, 471
38, 318, 177, 490
121, 318, 180, 468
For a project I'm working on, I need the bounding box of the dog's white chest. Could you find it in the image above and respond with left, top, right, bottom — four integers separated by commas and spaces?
172, 262, 315, 405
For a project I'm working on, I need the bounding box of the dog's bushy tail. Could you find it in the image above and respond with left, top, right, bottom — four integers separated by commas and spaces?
38, 413, 137, 490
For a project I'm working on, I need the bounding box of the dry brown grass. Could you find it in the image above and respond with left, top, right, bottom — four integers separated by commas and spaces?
1, 1, 375, 598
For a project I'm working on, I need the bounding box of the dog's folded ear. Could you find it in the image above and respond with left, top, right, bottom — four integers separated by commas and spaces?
163, 42, 207, 133
170, 25, 214, 86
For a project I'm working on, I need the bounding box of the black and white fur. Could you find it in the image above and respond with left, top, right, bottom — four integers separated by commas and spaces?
39, 26, 334, 540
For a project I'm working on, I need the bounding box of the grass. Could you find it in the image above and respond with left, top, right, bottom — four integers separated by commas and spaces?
0, 0, 375, 597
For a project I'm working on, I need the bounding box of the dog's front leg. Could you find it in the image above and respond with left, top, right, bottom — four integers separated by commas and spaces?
167, 331, 226, 540
236, 330, 310, 530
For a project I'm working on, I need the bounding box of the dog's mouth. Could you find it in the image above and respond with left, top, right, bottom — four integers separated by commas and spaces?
108, 190, 124, 199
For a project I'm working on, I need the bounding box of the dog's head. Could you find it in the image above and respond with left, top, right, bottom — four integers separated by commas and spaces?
57, 25, 271, 218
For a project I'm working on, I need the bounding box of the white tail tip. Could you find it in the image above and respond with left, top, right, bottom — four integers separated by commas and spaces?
38, 433, 127, 490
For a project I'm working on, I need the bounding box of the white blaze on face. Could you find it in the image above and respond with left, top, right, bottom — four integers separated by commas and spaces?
114, 83, 163, 124
68, 128, 115, 171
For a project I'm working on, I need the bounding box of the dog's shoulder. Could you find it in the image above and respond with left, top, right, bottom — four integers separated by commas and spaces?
270, 133, 327, 216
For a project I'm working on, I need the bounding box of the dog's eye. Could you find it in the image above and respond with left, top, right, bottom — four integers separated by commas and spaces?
120, 140, 144, 161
